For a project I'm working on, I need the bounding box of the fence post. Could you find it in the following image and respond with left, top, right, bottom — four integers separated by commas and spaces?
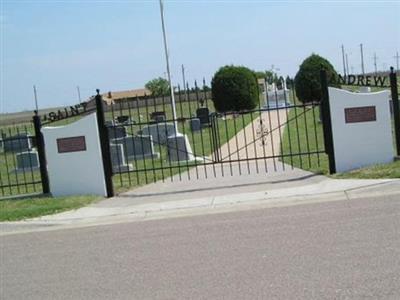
389, 67, 400, 157
32, 111, 50, 194
320, 68, 336, 174
95, 89, 114, 198
210, 114, 220, 162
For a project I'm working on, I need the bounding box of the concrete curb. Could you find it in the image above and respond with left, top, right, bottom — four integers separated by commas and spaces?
1, 178, 399, 236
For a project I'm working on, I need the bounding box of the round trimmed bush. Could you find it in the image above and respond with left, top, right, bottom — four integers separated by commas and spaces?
211, 66, 259, 112
294, 54, 339, 103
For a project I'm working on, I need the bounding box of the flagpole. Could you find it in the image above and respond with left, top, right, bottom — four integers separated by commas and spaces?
159, 0, 178, 134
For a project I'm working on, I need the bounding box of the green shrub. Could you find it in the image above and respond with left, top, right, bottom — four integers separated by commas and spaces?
211, 66, 259, 112
294, 54, 339, 103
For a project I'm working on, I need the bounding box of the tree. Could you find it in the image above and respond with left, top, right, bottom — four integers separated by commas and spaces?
285, 75, 293, 87
211, 65, 259, 113
145, 77, 170, 97
294, 54, 339, 103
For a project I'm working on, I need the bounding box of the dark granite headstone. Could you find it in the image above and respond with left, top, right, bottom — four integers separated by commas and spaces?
167, 134, 194, 162
15, 151, 39, 172
113, 135, 160, 160
190, 118, 201, 132
3, 133, 33, 153
109, 143, 133, 173
138, 123, 176, 145
108, 126, 127, 140
196, 107, 210, 127
150, 111, 166, 123
115, 115, 131, 125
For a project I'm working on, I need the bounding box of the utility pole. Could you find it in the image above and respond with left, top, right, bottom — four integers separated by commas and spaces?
33, 85, 39, 112
394, 51, 400, 71
181, 64, 187, 100
346, 54, 350, 75
373, 53, 378, 75
77, 86, 82, 103
360, 43, 365, 75
341, 45, 346, 76
159, 0, 178, 133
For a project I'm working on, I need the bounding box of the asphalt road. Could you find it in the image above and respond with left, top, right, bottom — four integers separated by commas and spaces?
1, 195, 399, 299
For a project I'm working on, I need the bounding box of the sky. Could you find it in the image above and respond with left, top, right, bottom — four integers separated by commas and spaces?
1, 0, 399, 113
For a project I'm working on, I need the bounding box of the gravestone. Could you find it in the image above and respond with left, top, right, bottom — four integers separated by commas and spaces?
115, 115, 131, 125
196, 107, 210, 127
167, 133, 195, 162
265, 89, 290, 108
360, 86, 371, 93
109, 143, 133, 173
107, 126, 127, 140
150, 111, 166, 123
138, 123, 176, 145
30, 136, 37, 148
113, 135, 160, 160
190, 118, 201, 132
105, 120, 115, 127
14, 151, 39, 172
3, 133, 33, 153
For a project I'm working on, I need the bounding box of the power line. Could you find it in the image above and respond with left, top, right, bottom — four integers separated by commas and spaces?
345, 53, 350, 75
394, 51, 400, 71
341, 45, 346, 75
373, 53, 378, 74
360, 43, 365, 75
33, 85, 38, 112
181, 64, 187, 100
77, 86, 81, 103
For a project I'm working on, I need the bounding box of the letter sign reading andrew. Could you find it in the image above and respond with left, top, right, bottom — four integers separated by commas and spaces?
344, 106, 376, 124
57, 136, 87, 153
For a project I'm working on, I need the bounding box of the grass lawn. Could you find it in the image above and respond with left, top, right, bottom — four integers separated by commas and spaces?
0, 195, 101, 222
331, 160, 400, 179
281, 102, 400, 179
280, 105, 328, 174
112, 111, 257, 191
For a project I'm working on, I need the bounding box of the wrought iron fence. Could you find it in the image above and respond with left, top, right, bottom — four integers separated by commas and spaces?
0, 122, 43, 197
103, 80, 326, 191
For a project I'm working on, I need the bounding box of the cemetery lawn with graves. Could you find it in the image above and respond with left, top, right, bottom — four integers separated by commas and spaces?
0, 195, 101, 221
103, 99, 257, 192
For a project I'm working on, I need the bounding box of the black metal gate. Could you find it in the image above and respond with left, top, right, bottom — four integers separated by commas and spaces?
95, 80, 327, 196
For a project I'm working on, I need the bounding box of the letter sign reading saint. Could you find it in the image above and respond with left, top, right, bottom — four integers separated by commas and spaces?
344, 106, 376, 124
57, 136, 87, 153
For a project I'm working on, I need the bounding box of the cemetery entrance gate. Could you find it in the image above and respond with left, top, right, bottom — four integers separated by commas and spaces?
2, 69, 398, 199
96, 81, 327, 197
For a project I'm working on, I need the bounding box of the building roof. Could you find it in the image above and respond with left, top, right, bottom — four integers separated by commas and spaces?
101, 88, 151, 104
